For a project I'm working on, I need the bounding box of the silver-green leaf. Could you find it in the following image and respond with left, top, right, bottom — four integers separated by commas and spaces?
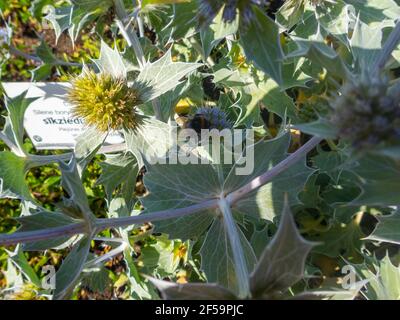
249, 199, 316, 297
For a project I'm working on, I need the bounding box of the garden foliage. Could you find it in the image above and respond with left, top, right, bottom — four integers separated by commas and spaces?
0, 0, 400, 300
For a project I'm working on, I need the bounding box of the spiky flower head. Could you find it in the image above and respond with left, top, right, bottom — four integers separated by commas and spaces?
198, 0, 268, 28
68, 71, 142, 132
331, 76, 400, 150
187, 107, 233, 133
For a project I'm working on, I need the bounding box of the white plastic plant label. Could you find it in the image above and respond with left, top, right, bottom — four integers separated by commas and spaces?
2, 82, 124, 150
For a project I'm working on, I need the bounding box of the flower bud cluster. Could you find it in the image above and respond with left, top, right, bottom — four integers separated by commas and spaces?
331, 77, 400, 150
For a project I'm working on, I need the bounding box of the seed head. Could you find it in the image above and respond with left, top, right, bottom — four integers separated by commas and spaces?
331, 76, 400, 150
68, 71, 142, 132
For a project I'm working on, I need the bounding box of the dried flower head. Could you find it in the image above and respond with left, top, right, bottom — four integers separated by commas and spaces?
198, 0, 268, 28
68, 71, 142, 132
331, 76, 400, 150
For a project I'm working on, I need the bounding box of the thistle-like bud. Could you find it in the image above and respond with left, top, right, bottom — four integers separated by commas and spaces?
331, 76, 400, 150
68, 71, 143, 132
187, 107, 233, 133
198, 0, 268, 28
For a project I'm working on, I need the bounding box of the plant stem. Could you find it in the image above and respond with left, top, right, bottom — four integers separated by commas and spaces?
226, 136, 322, 205
326, 139, 338, 151
0, 199, 219, 246
115, 19, 146, 69
218, 196, 250, 298
372, 20, 400, 76
28, 153, 73, 165
95, 198, 219, 230
9, 45, 85, 68
136, 0, 145, 38
0, 137, 321, 245
55, 59, 84, 68
25, 143, 127, 167
85, 237, 127, 267
114, 0, 146, 68
0, 222, 85, 246
0, 139, 126, 176
9, 45, 41, 62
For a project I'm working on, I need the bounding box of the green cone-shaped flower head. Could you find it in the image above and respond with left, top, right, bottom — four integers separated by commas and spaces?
68, 71, 142, 132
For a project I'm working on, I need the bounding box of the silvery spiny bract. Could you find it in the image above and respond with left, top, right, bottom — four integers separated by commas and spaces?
68, 70, 143, 132
331, 76, 400, 150
198, 0, 268, 27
